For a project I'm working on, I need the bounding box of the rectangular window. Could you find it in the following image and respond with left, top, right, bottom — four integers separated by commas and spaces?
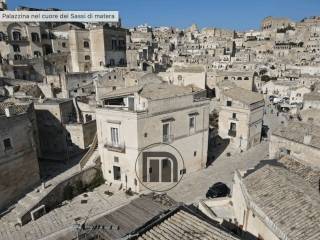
112, 39, 117, 50
232, 113, 237, 119
3, 138, 12, 150
111, 127, 119, 146
13, 45, 20, 52
189, 116, 196, 133
230, 122, 236, 131
163, 123, 170, 143
227, 101, 232, 107
113, 166, 121, 180
114, 156, 119, 163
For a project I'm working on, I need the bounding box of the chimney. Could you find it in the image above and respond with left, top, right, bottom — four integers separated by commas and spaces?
5, 106, 14, 117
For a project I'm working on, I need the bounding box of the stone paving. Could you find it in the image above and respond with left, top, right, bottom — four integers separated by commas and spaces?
166, 141, 269, 204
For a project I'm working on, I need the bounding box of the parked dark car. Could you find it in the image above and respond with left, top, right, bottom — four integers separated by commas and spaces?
206, 182, 230, 199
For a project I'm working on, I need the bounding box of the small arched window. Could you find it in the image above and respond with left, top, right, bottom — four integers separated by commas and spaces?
237, 77, 242, 80
84, 41, 90, 48
85, 55, 90, 60
244, 77, 249, 80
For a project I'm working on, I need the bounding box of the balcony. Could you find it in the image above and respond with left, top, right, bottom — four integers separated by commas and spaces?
228, 130, 236, 137
116, 46, 126, 51
104, 141, 125, 153
9, 36, 29, 44
163, 134, 174, 143
9, 57, 31, 66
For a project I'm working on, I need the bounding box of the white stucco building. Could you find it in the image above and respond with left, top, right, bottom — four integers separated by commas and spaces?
96, 82, 210, 192
218, 87, 265, 151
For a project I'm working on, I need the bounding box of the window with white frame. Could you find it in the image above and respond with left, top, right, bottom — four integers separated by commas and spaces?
162, 123, 170, 143
111, 127, 119, 146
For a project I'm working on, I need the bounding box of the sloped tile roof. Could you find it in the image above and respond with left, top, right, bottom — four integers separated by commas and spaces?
244, 165, 320, 240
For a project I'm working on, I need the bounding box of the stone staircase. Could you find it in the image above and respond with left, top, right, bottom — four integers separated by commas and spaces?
79, 133, 98, 170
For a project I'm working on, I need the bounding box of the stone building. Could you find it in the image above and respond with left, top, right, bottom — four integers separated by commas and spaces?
207, 70, 255, 93
270, 121, 320, 168
262, 80, 294, 96
48, 24, 127, 72
218, 87, 264, 151
0, 21, 45, 81
0, 102, 40, 211
288, 85, 310, 104
132, 204, 240, 240
159, 64, 206, 89
34, 98, 96, 161
96, 82, 210, 192
94, 70, 126, 100
232, 165, 320, 240
199, 164, 320, 240
303, 91, 320, 109
261, 16, 294, 31
0, 4, 126, 80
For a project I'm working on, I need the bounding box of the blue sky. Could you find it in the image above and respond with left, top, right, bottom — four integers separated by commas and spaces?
7, 0, 320, 30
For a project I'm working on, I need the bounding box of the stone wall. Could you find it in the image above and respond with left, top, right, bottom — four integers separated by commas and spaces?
232, 171, 280, 240
270, 134, 320, 168
65, 120, 97, 149
0, 113, 40, 211
19, 166, 102, 225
